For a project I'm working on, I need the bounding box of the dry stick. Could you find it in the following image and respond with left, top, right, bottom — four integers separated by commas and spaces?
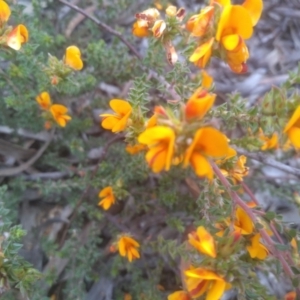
59, 134, 123, 248
211, 162, 295, 279
0, 129, 54, 177
57, 0, 180, 100
237, 147, 300, 178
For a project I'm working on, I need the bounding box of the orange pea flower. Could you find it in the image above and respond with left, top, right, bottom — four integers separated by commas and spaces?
221, 155, 249, 182
246, 233, 268, 260
0, 0, 10, 26
189, 38, 214, 69
186, 6, 214, 37
6, 24, 28, 50
185, 88, 215, 121
98, 186, 115, 210
101, 99, 132, 133
185, 268, 227, 300
36, 92, 52, 110
232, 206, 254, 235
138, 126, 175, 173
132, 21, 149, 38
258, 128, 278, 150
50, 104, 71, 127
188, 226, 216, 258
133, 8, 160, 38
168, 291, 191, 300
64, 46, 83, 70
283, 105, 300, 149
118, 235, 140, 262
183, 127, 229, 180
201, 70, 213, 89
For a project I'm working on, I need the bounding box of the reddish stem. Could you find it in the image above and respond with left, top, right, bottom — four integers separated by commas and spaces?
212, 162, 295, 278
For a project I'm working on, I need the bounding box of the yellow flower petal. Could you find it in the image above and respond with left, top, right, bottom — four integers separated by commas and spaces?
284, 105, 300, 133
216, 5, 253, 41
206, 279, 226, 300
36, 91, 52, 110
221, 34, 240, 50
201, 70, 213, 89
190, 153, 213, 180
235, 207, 254, 234
185, 268, 223, 280
109, 99, 132, 116
189, 226, 216, 258
287, 127, 300, 149
64, 45, 83, 70
189, 38, 214, 68
185, 89, 215, 121
50, 104, 71, 127
242, 0, 263, 26
138, 126, 175, 172
0, 0, 11, 24
118, 236, 140, 262
195, 127, 230, 157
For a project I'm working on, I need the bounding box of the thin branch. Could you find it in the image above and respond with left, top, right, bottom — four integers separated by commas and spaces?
58, 0, 142, 59
212, 162, 295, 279
236, 147, 300, 178
57, 0, 180, 100
0, 129, 54, 177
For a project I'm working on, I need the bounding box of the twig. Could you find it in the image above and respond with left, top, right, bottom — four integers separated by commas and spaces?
237, 147, 300, 178
0, 129, 54, 177
58, 0, 142, 59
212, 162, 295, 279
57, 0, 180, 100
59, 134, 124, 248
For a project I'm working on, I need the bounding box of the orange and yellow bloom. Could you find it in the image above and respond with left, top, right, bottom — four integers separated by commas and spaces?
36, 92, 52, 110
186, 6, 214, 37
98, 186, 115, 210
118, 235, 140, 262
185, 268, 227, 300
0, 0, 10, 26
6, 24, 28, 50
258, 128, 278, 150
64, 46, 83, 70
232, 206, 254, 235
188, 226, 216, 258
133, 8, 160, 38
185, 88, 215, 121
189, 38, 214, 69
101, 99, 132, 133
184, 127, 229, 180
138, 126, 175, 173
283, 105, 300, 149
246, 233, 268, 260
50, 104, 71, 127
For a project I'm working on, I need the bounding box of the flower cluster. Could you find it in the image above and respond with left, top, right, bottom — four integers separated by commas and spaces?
0, 0, 28, 50
36, 92, 71, 128
101, 82, 234, 180
132, 6, 185, 65
168, 205, 270, 300
186, 0, 263, 73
